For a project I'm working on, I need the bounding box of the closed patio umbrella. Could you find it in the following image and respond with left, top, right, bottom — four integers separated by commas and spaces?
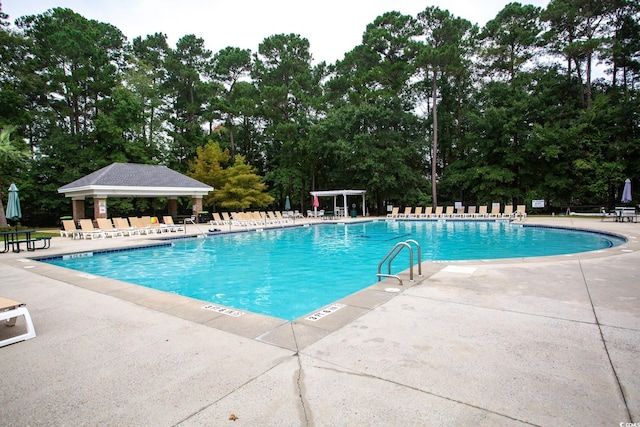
312, 194, 319, 217
5, 183, 22, 230
285, 195, 291, 211
621, 178, 632, 203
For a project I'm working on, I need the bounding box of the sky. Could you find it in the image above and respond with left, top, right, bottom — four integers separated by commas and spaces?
3, 0, 550, 65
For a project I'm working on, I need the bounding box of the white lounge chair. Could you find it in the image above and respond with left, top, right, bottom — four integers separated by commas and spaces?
1, 296, 36, 347
60, 219, 80, 239
96, 218, 124, 238
78, 219, 106, 239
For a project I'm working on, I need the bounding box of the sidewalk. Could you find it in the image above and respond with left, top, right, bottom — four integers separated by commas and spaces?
0, 216, 638, 426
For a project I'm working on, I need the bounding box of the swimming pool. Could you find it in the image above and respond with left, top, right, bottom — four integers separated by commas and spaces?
44, 220, 625, 320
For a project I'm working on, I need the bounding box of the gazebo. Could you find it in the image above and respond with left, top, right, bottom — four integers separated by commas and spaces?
309, 189, 366, 217
58, 163, 213, 221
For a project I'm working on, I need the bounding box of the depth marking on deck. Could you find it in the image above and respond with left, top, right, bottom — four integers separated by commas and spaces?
202, 305, 245, 317
306, 303, 346, 321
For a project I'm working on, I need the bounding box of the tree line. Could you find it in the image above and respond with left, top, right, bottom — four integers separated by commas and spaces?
0, 1, 638, 225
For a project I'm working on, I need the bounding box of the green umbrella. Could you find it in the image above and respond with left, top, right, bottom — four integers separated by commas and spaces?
285, 195, 291, 211
6, 183, 22, 229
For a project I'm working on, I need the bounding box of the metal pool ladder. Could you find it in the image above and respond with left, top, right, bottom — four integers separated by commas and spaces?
377, 239, 422, 285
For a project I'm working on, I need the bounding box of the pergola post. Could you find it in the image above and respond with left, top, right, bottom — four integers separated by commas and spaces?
94, 197, 107, 219
192, 196, 203, 218
71, 197, 85, 222
168, 197, 178, 219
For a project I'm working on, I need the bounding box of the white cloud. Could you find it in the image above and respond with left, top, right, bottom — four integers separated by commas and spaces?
4, 0, 549, 64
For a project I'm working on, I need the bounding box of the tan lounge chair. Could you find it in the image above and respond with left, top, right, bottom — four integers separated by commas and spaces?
78, 219, 106, 239
488, 203, 501, 218
514, 205, 527, 220
501, 205, 514, 219
96, 218, 124, 238
1, 296, 36, 347
430, 206, 443, 218
387, 207, 400, 218
465, 206, 476, 218
163, 216, 184, 232
442, 206, 455, 218
421, 206, 432, 218
475, 206, 488, 218
409, 207, 422, 218
398, 207, 412, 218
60, 219, 80, 239
112, 217, 141, 236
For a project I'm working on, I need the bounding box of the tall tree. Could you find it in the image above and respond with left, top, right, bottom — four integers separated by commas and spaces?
208, 46, 253, 161
542, 0, 618, 108
252, 33, 321, 210
415, 7, 475, 207
163, 34, 211, 171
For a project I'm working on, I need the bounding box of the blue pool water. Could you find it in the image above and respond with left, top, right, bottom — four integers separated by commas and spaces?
44, 221, 624, 320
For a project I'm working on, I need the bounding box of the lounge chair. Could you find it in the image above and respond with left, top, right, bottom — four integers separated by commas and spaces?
1, 296, 36, 347
430, 206, 443, 218
112, 217, 141, 236
442, 206, 455, 218
501, 205, 514, 219
453, 206, 466, 218
163, 216, 184, 232
60, 219, 80, 239
465, 206, 476, 218
475, 206, 488, 218
421, 206, 432, 218
128, 217, 156, 234
410, 207, 422, 218
78, 219, 106, 239
96, 218, 124, 238
514, 205, 527, 220
387, 207, 400, 218
398, 207, 412, 218
488, 203, 501, 218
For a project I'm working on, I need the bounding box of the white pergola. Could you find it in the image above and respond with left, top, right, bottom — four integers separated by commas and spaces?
310, 189, 366, 217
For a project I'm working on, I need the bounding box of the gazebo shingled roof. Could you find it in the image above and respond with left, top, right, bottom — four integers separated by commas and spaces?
58, 163, 212, 198
57, 163, 213, 221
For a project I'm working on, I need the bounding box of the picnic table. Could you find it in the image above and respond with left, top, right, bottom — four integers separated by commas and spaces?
614, 207, 638, 222
0, 230, 51, 253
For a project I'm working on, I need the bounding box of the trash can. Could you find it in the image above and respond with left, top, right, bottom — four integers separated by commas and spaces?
350, 209, 357, 218
197, 211, 210, 223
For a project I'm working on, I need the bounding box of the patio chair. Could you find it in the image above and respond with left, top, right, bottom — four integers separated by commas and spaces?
409, 207, 423, 218
442, 206, 455, 218
163, 216, 184, 232
514, 205, 527, 220
501, 205, 514, 219
1, 296, 36, 348
421, 206, 432, 218
398, 207, 412, 218
475, 206, 488, 218
465, 206, 477, 218
96, 218, 124, 238
60, 219, 80, 239
430, 206, 443, 218
453, 206, 466, 218
78, 219, 106, 239
113, 217, 141, 236
488, 203, 501, 218
386, 207, 400, 218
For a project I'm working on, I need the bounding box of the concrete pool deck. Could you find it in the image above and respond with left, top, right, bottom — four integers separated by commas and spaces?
0, 216, 638, 426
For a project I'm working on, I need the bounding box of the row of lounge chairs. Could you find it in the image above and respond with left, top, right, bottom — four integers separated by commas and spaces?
387, 205, 527, 220
209, 211, 295, 227
60, 216, 184, 239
